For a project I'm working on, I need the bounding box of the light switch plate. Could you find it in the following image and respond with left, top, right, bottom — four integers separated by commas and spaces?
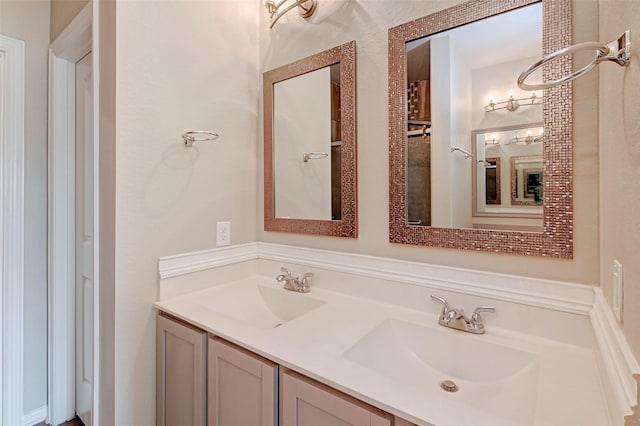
613, 260, 624, 322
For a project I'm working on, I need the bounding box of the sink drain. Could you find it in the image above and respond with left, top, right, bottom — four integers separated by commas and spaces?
440, 380, 459, 393
273, 322, 284, 328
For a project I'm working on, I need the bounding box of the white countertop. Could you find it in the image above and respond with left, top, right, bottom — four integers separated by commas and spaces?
154, 275, 611, 426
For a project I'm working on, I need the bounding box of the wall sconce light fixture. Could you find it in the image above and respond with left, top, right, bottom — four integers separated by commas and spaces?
506, 129, 543, 145
265, 0, 318, 29
485, 90, 542, 113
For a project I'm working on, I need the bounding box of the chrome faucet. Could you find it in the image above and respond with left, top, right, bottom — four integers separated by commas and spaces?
430, 295, 495, 334
276, 267, 313, 293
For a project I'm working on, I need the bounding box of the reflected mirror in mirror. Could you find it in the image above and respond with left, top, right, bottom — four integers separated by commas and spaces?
263, 41, 357, 238
405, 2, 543, 229
388, 0, 573, 257
273, 64, 341, 220
472, 124, 543, 232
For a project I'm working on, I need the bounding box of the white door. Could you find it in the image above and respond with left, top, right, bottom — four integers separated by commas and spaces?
75, 51, 94, 426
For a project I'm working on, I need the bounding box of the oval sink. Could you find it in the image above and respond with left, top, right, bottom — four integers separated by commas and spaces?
343, 319, 539, 424
196, 283, 326, 329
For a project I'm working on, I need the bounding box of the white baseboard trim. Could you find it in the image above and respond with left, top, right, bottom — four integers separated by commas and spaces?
158, 242, 595, 314
591, 288, 640, 419
23, 405, 47, 426
158, 243, 259, 279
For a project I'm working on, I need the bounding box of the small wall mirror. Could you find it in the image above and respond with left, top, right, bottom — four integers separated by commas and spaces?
388, 0, 573, 257
264, 41, 357, 237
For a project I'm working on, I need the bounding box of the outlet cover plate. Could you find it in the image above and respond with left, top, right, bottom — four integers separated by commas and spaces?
216, 221, 231, 247
613, 259, 623, 322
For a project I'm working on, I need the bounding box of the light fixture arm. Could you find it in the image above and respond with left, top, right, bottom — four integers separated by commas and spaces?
265, 0, 318, 29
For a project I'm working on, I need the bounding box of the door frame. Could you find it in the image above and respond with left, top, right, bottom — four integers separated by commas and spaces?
48, 3, 100, 425
0, 34, 26, 426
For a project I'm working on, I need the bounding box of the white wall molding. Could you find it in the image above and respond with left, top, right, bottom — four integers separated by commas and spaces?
159, 242, 594, 314
47, 3, 94, 424
22, 405, 47, 426
159, 243, 259, 279
257, 243, 595, 315
0, 34, 25, 426
591, 288, 640, 421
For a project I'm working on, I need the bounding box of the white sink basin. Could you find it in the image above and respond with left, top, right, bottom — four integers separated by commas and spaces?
343, 319, 539, 424
197, 283, 326, 329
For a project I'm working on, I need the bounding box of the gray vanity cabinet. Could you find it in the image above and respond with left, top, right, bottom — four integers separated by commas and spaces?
281, 369, 392, 426
207, 336, 278, 426
157, 314, 207, 426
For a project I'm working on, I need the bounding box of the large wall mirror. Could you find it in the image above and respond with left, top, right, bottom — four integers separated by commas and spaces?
264, 41, 357, 237
389, 0, 573, 257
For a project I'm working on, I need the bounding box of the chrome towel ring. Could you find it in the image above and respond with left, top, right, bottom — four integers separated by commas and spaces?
518, 30, 631, 91
302, 152, 329, 162
182, 130, 219, 147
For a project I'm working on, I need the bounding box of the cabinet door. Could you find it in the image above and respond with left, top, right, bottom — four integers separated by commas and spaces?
281, 370, 392, 426
208, 336, 278, 426
157, 314, 207, 426
394, 417, 418, 426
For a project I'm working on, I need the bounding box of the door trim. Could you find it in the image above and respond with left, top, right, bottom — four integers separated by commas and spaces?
48, 3, 99, 425
0, 34, 26, 426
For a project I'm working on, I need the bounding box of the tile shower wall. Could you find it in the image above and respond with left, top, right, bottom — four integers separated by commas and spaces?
258, 0, 600, 284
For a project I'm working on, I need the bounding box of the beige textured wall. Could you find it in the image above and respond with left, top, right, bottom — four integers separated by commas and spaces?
113, 0, 259, 423
50, 0, 89, 42
98, 0, 117, 423
0, 0, 50, 414
258, 0, 600, 284
598, 0, 640, 360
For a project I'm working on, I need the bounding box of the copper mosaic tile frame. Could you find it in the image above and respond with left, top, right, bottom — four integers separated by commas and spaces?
388, 0, 573, 258
264, 41, 357, 238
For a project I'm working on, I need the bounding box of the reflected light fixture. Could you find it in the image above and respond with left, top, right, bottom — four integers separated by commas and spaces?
265, 0, 318, 29
485, 90, 542, 113
507, 129, 544, 145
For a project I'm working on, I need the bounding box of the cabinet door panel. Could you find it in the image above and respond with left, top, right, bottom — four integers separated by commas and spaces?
157, 314, 206, 426
282, 370, 391, 426
208, 336, 278, 426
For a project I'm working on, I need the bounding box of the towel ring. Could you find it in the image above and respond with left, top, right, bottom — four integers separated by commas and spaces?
302, 152, 329, 162
182, 130, 220, 147
518, 30, 631, 91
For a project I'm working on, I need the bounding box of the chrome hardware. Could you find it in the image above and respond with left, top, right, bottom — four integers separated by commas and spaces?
430, 295, 495, 334
276, 267, 313, 293
518, 30, 631, 91
302, 152, 329, 162
182, 130, 219, 147
440, 380, 459, 393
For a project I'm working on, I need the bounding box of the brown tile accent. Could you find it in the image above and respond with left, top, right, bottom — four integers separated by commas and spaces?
625, 374, 640, 425
388, 0, 573, 258
263, 41, 357, 238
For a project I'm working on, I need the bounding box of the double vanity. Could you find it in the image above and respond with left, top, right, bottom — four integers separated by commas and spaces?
155, 271, 612, 426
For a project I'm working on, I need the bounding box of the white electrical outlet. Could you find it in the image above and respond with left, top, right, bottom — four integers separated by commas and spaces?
216, 221, 231, 247
613, 260, 624, 322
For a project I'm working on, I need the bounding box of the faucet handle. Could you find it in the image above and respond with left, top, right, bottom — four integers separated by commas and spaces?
470, 306, 495, 327
280, 267, 292, 276
430, 295, 450, 314
430, 294, 449, 308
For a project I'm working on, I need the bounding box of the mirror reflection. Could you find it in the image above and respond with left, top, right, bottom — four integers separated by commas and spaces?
263, 40, 356, 238
273, 64, 341, 220
472, 124, 543, 231
405, 2, 543, 231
